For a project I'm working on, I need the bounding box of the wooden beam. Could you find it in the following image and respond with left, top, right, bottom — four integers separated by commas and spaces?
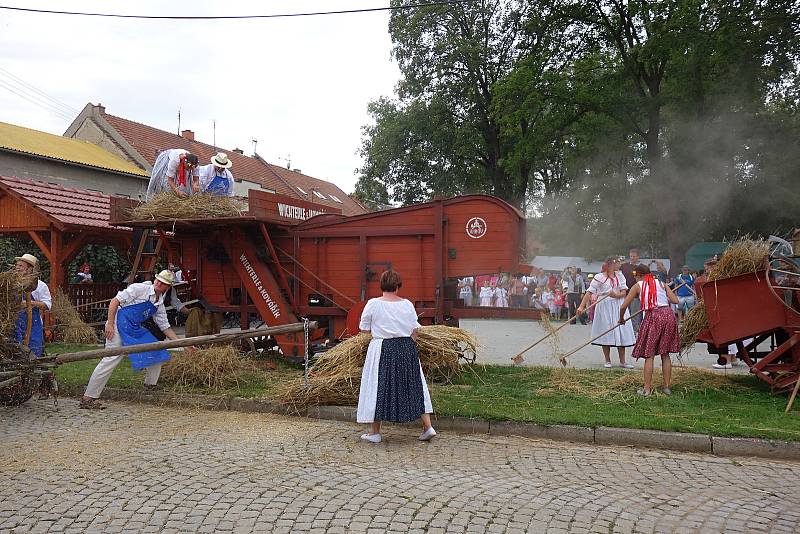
61, 232, 91, 266
26, 230, 53, 263
50, 228, 64, 287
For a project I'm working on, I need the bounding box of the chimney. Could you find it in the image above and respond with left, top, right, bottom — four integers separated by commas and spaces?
94, 103, 105, 114
232, 148, 244, 155
181, 129, 195, 141
292, 168, 302, 174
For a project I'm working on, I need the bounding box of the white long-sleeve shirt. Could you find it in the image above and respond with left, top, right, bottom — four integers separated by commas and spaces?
198, 164, 235, 196
114, 282, 170, 331
32, 280, 52, 310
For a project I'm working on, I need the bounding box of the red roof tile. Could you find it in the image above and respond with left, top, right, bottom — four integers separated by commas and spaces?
100, 112, 367, 216
0, 176, 120, 230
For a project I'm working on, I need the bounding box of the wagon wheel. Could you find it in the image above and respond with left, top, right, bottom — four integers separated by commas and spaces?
0, 343, 37, 406
766, 256, 800, 314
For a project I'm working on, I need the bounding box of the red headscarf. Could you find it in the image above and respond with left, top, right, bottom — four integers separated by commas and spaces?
601, 260, 619, 287
640, 273, 657, 310
176, 154, 188, 187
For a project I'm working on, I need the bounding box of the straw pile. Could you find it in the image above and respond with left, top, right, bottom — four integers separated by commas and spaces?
50, 287, 98, 344
276, 325, 478, 410
160, 344, 247, 391
679, 238, 771, 352
129, 192, 247, 220
0, 270, 29, 337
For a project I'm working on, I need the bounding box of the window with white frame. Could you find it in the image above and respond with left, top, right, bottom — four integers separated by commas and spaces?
297, 186, 307, 195
328, 194, 343, 203
313, 190, 327, 200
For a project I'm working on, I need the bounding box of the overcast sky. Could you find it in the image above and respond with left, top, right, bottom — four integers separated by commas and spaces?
0, 0, 401, 193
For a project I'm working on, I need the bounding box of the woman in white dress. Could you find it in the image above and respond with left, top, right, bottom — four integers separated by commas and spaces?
357, 270, 436, 443
458, 278, 474, 306
478, 281, 495, 306
494, 284, 509, 307
577, 257, 635, 368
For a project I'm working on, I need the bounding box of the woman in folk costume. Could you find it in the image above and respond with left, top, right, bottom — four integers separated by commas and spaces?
577, 257, 636, 368
146, 149, 200, 199
478, 280, 495, 307
494, 283, 509, 307
12, 254, 51, 357
619, 265, 680, 396
458, 278, 474, 306
357, 270, 436, 443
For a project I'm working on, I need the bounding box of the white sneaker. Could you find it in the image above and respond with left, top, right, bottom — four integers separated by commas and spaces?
360, 433, 382, 443
419, 427, 437, 441
622, 363, 635, 369
603, 362, 613, 368
712, 363, 732, 370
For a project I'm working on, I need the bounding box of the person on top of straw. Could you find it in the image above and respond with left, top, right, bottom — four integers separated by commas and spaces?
357, 270, 436, 443
619, 264, 680, 396
199, 152, 235, 197
146, 148, 200, 200
12, 254, 51, 358
576, 256, 635, 369
80, 270, 179, 409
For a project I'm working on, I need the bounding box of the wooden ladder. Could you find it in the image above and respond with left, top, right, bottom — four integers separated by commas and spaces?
127, 228, 164, 284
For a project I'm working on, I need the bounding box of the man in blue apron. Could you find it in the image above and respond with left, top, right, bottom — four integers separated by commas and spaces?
198, 152, 234, 197
12, 253, 51, 357
80, 270, 178, 409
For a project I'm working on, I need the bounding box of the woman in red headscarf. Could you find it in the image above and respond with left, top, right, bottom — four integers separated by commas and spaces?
619, 265, 680, 396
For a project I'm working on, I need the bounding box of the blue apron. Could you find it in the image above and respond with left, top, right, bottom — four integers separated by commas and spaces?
14, 307, 43, 357
117, 300, 170, 371
206, 173, 231, 196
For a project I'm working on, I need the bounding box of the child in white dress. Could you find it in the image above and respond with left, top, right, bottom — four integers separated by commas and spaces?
479, 281, 495, 306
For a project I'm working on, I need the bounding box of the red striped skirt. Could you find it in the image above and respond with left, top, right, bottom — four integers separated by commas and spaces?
632, 306, 679, 359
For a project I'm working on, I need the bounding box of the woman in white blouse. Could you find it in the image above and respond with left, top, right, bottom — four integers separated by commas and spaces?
577, 257, 636, 368
357, 270, 436, 443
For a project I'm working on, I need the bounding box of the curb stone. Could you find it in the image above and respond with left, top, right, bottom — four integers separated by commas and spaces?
56, 387, 799, 461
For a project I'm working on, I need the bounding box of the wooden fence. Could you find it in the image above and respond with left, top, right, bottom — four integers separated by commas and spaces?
65, 283, 126, 322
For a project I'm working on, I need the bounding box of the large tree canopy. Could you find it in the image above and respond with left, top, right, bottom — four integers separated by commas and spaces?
356, 0, 800, 264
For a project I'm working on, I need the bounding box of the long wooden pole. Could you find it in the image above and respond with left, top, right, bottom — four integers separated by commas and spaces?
55, 321, 317, 364
786, 376, 800, 413
510, 293, 612, 363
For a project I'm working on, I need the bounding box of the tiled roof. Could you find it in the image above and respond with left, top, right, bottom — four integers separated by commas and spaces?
0, 121, 147, 177
99, 111, 367, 215
0, 176, 119, 230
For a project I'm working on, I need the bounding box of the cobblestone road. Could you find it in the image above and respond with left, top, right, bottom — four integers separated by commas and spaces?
3, 401, 800, 534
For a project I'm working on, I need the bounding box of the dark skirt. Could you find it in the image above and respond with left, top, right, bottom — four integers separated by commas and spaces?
374, 337, 426, 423
632, 306, 680, 359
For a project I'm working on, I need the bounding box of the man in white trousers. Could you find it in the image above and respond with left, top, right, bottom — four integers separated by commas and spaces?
80, 270, 179, 409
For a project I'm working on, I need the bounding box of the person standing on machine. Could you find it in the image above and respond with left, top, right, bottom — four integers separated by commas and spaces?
199, 152, 234, 197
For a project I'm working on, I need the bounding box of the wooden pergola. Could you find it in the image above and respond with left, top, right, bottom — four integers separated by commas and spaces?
0, 176, 132, 287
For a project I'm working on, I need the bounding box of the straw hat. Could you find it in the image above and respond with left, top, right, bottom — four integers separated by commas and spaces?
14, 254, 38, 269
210, 152, 232, 169
154, 269, 176, 286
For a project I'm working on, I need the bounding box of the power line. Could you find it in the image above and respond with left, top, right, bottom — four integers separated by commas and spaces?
0, 79, 74, 121
0, 1, 477, 20
0, 66, 78, 115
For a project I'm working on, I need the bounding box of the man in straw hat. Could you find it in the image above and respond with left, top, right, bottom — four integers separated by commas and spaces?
198, 152, 235, 197
13, 253, 51, 357
80, 270, 179, 409
146, 148, 200, 200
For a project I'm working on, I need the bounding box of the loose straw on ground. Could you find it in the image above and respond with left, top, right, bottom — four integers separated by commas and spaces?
50, 287, 98, 344
160, 344, 247, 391
511, 294, 612, 366
130, 192, 247, 220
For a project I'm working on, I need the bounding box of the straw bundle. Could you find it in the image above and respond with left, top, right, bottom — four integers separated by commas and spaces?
679, 238, 770, 351
276, 325, 478, 410
129, 192, 247, 220
50, 287, 98, 344
185, 308, 224, 337
160, 344, 246, 391
0, 270, 29, 337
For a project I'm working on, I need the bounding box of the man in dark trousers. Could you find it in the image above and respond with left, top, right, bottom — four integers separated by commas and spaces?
565, 266, 587, 325
620, 248, 647, 333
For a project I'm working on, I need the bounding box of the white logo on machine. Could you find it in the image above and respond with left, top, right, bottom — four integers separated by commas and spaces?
239, 253, 281, 319
466, 217, 487, 239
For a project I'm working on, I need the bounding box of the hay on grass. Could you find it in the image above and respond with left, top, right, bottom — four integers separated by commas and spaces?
541, 366, 746, 400
129, 192, 247, 220
160, 344, 247, 391
50, 287, 98, 345
276, 325, 478, 410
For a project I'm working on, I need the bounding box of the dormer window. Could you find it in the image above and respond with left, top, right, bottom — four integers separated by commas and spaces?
313, 190, 327, 200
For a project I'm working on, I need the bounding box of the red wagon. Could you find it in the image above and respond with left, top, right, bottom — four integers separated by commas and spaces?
696, 261, 800, 392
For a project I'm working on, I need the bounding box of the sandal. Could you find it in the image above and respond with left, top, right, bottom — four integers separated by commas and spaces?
636, 388, 652, 397
79, 398, 106, 410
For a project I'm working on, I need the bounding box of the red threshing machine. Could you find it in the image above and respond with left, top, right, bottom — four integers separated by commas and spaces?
111, 190, 539, 360
696, 256, 800, 393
